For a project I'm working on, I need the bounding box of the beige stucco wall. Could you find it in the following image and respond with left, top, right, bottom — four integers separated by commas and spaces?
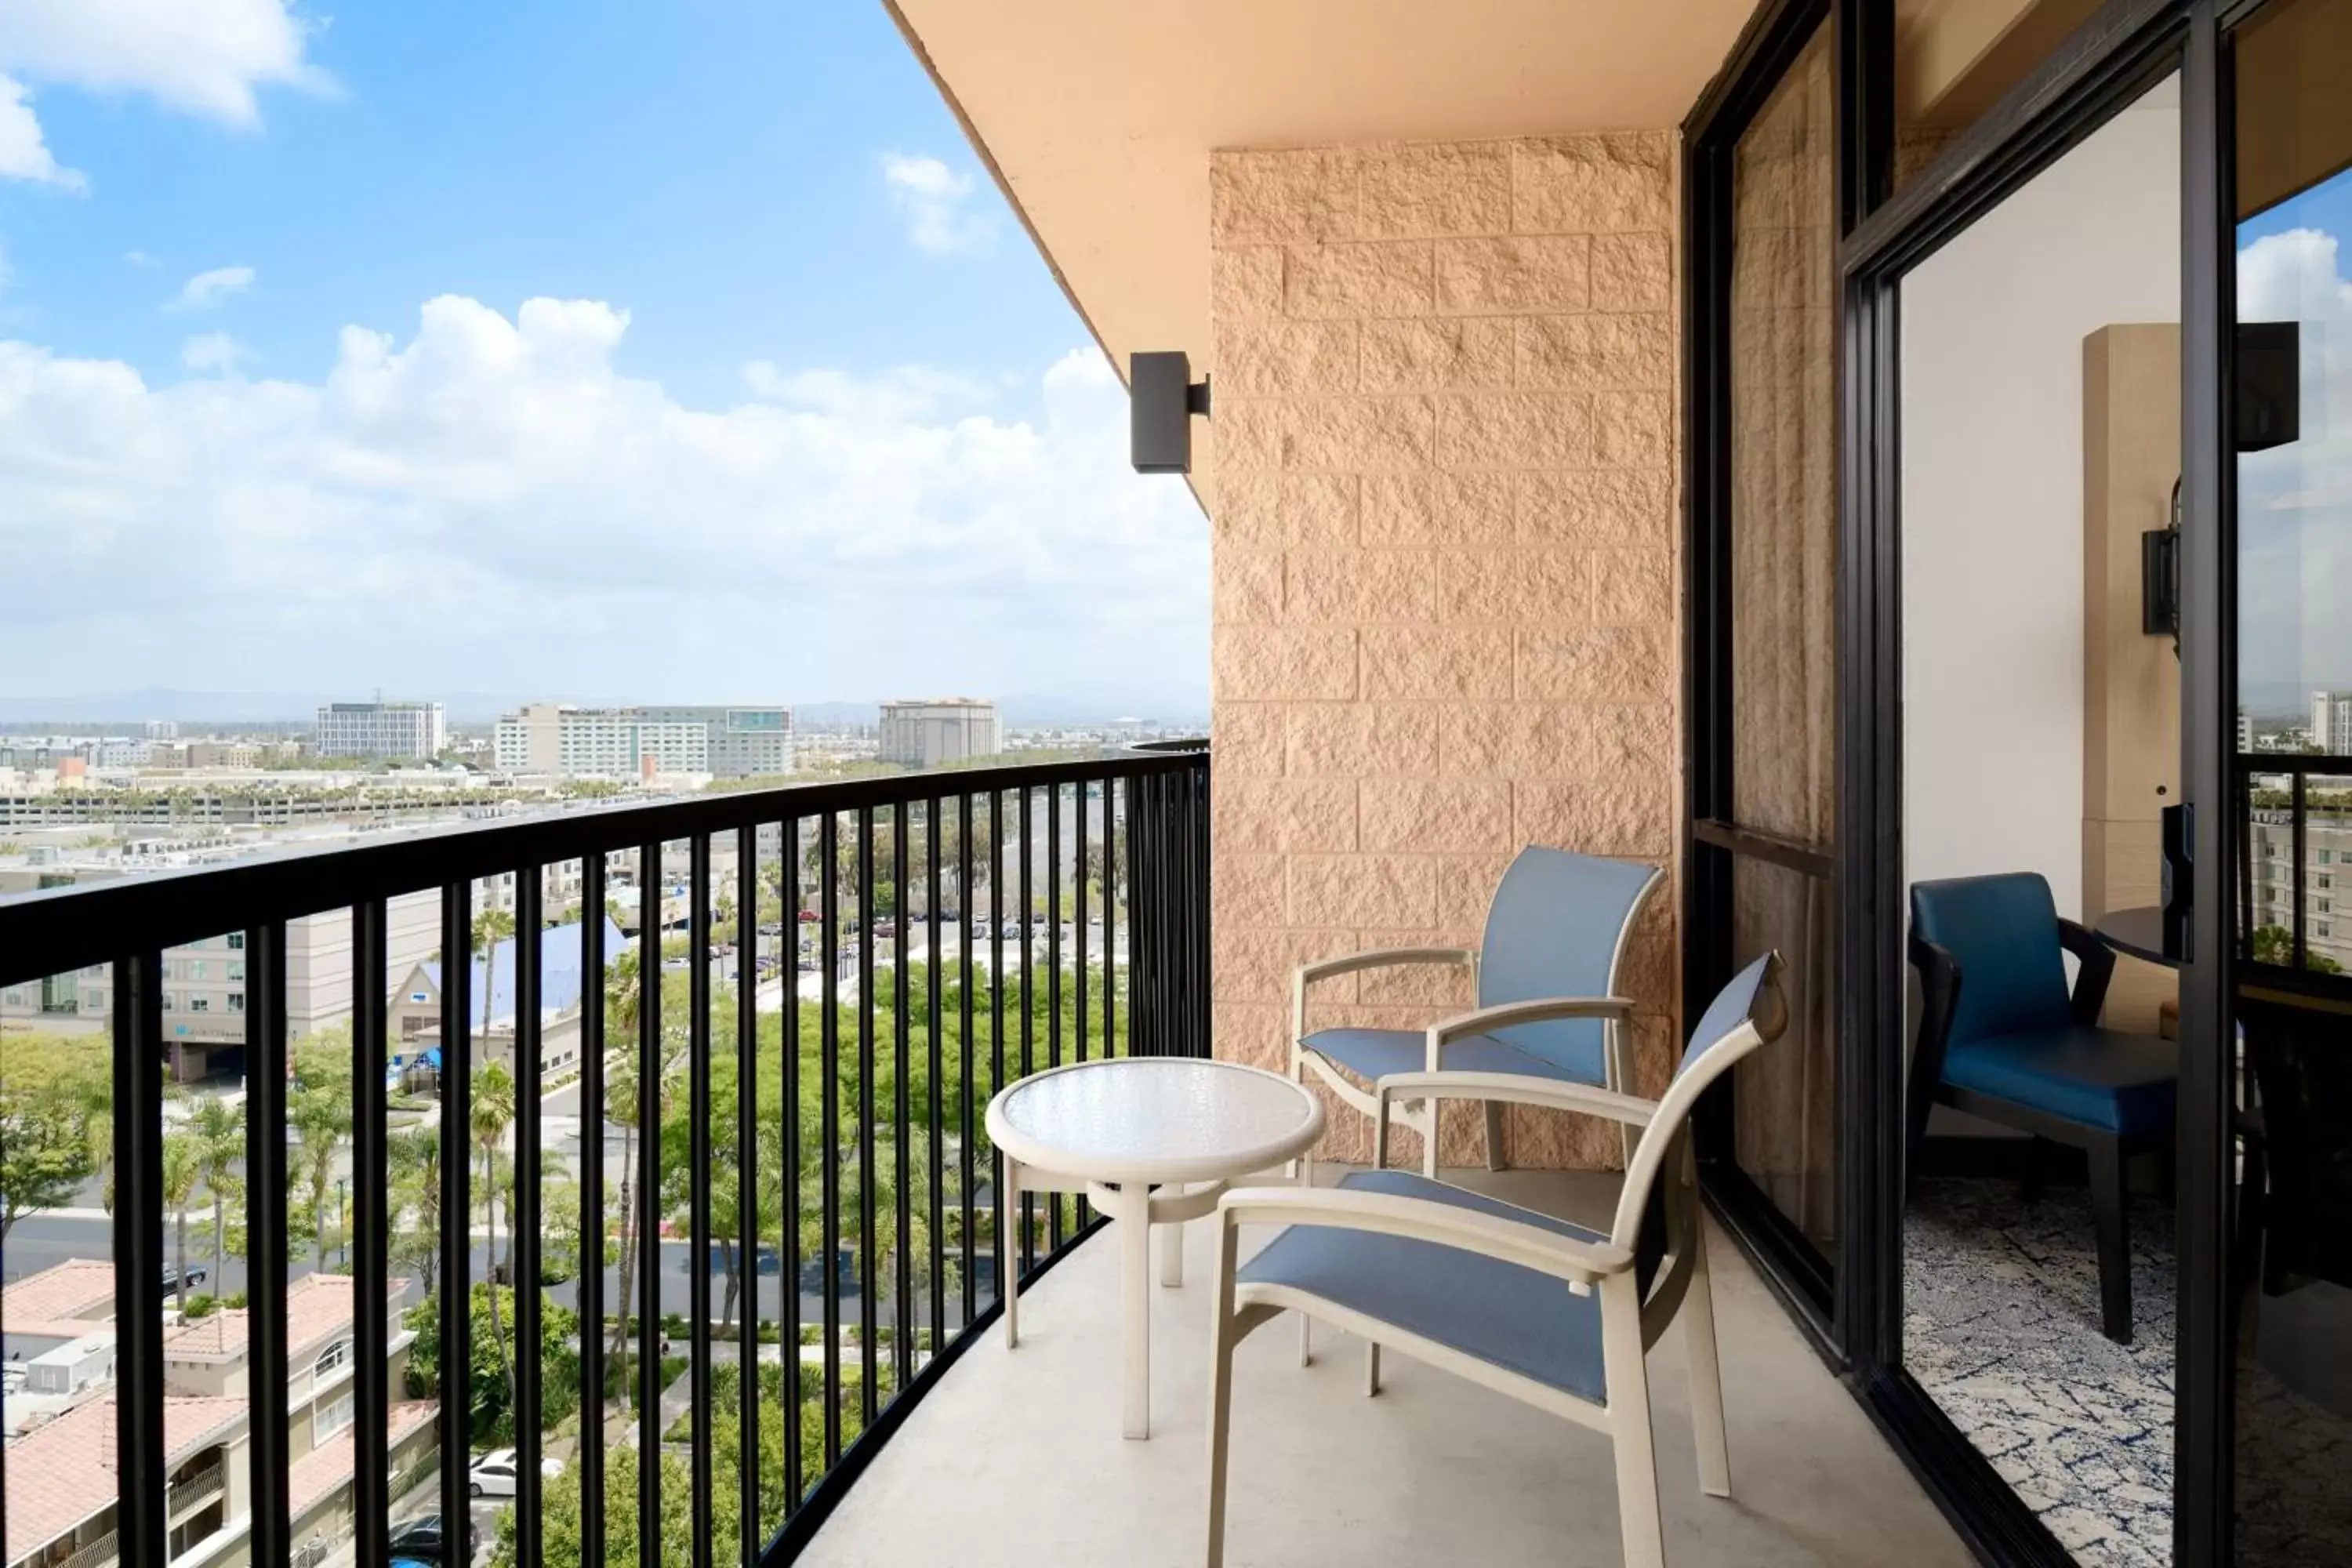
1205, 132, 1682, 1169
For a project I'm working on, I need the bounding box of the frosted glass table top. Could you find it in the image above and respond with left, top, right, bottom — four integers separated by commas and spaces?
988, 1058, 1324, 1185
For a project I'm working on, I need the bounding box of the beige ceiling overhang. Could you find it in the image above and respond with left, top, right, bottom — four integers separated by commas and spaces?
886, 0, 1755, 509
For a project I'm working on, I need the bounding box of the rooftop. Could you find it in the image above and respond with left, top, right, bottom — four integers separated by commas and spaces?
2, 1258, 117, 1325
3, 1393, 248, 1562
288, 1401, 437, 1519
160, 1272, 406, 1367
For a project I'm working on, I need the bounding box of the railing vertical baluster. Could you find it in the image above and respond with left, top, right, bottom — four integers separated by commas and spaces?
957, 792, 975, 1330
856, 807, 879, 1428
2292, 770, 2310, 971
689, 835, 715, 1568
819, 812, 843, 1468
1105, 782, 1119, 1062
783, 816, 806, 1512
437, 884, 473, 1568
990, 789, 1006, 1305
737, 826, 762, 1564
1048, 783, 1065, 1248
514, 870, 546, 1568
893, 805, 913, 1393
1018, 786, 1035, 1279
111, 949, 167, 1568
1073, 782, 1090, 1230
352, 901, 391, 1568
248, 922, 292, 1568
578, 856, 608, 1568
637, 842, 663, 1568
927, 797, 946, 1353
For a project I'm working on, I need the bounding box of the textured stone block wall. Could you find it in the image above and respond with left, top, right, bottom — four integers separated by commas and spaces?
1207, 133, 1682, 1169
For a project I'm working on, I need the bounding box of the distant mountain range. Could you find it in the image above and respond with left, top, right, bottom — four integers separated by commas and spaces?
0, 688, 1207, 731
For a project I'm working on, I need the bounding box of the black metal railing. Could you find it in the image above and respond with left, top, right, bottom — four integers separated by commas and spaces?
0, 747, 1210, 1568
2235, 752, 2352, 984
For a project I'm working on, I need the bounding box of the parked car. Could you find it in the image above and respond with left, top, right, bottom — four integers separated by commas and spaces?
387, 1515, 475, 1565
466, 1447, 559, 1497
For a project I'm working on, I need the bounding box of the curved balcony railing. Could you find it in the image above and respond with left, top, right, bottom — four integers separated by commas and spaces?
0, 746, 1210, 1568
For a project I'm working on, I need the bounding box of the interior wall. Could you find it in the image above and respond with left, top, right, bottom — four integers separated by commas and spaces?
1204, 133, 1682, 1170
1900, 85, 2181, 922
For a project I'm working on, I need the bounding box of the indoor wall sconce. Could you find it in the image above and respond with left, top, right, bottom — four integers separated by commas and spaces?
1130, 351, 1213, 474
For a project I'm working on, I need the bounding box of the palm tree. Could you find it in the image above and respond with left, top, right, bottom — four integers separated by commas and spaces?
472, 909, 517, 1042
289, 1075, 352, 1273
472, 1061, 520, 1421
388, 1127, 442, 1298
162, 1132, 200, 1312
187, 1097, 244, 1279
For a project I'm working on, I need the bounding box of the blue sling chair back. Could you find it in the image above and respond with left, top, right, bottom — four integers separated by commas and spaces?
1207, 953, 1789, 1568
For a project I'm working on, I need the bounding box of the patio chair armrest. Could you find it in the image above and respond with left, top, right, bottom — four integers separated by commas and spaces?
2056, 916, 2118, 1025
1422, 993, 1635, 1071
1374, 1072, 1657, 1130
1217, 1184, 1634, 1287
1294, 946, 1476, 1039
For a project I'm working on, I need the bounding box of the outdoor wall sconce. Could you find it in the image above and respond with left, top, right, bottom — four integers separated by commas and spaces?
1131, 351, 1213, 474
2143, 321, 2300, 648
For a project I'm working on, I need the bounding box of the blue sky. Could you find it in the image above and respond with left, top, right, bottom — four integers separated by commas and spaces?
0, 1, 1208, 717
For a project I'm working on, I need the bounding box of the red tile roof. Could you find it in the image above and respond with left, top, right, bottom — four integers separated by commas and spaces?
1, 1258, 116, 1324
161, 1272, 406, 1365
289, 1402, 437, 1518
2, 1393, 246, 1562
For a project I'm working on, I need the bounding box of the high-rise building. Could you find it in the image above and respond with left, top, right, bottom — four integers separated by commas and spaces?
2312, 691, 2352, 756
492, 702, 792, 779
314, 700, 447, 760
879, 698, 1001, 768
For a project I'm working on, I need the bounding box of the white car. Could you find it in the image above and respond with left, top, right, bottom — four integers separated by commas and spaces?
467, 1448, 562, 1498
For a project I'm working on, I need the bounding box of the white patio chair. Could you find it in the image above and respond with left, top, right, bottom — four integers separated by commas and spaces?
1292, 846, 1664, 1183
1206, 953, 1788, 1568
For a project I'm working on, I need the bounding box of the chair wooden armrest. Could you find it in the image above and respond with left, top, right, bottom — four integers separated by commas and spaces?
1216, 1184, 1634, 1288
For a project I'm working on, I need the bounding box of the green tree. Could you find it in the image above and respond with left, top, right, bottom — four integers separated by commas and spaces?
389, 1125, 443, 1299
472, 1060, 521, 1423
0, 1032, 105, 1243
187, 1095, 245, 1278
290, 1039, 355, 1271
473, 909, 518, 1039
162, 1131, 201, 1312
405, 1281, 579, 1445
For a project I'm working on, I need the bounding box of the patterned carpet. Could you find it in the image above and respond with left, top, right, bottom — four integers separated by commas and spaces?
1904, 1178, 2176, 1566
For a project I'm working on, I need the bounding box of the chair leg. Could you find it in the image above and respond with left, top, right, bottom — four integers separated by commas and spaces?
1602, 1272, 1665, 1568
1205, 1223, 1240, 1568
2019, 1136, 2047, 1204
2088, 1135, 2133, 1344
1364, 1341, 1381, 1397
1683, 1224, 1732, 1498
1421, 1098, 1440, 1180
1483, 1100, 1506, 1172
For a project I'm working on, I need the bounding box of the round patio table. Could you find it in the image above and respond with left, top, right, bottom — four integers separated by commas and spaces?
986, 1056, 1324, 1439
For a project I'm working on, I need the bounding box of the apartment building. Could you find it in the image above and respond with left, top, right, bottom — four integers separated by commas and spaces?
312, 700, 448, 761
493, 702, 791, 779
2311, 690, 2352, 756
878, 698, 1001, 768
2, 1264, 433, 1568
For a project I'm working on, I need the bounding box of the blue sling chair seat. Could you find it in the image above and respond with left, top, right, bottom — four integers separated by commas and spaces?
1206, 954, 1790, 1568
1907, 873, 2178, 1344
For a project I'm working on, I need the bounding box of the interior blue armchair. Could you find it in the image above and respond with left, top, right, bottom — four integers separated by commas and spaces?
1906, 872, 2177, 1344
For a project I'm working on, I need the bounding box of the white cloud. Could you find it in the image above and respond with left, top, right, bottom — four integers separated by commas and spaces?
0, 72, 84, 189
880, 153, 997, 256
0, 0, 332, 127
169, 265, 254, 311
0, 296, 1208, 706
180, 332, 244, 373
125, 249, 159, 267
2237, 226, 2352, 696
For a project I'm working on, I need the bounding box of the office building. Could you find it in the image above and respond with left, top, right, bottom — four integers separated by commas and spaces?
879, 698, 1001, 768
493, 702, 791, 779
314, 700, 447, 760
2311, 691, 2352, 756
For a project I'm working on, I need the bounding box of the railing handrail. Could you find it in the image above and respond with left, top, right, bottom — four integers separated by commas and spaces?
0, 750, 1205, 985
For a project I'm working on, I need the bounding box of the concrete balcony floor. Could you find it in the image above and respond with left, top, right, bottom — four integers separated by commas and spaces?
805, 1168, 1973, 1568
